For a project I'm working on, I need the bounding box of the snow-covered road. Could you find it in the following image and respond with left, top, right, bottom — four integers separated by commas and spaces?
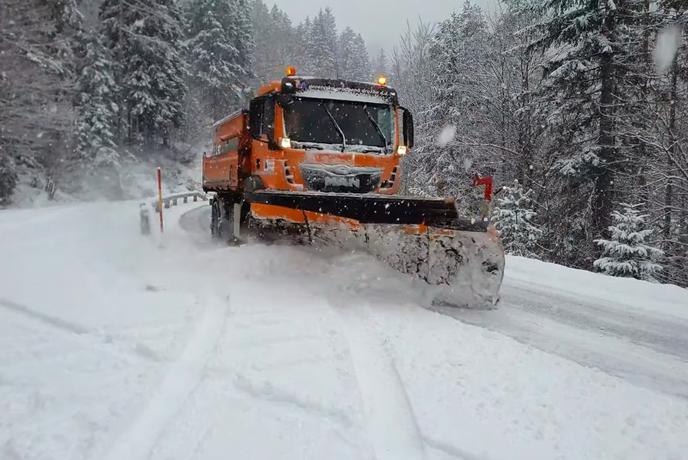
441, 273, 688, 400
1, 200, 687, 460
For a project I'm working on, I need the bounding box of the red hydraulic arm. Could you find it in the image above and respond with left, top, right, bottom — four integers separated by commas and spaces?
472, 174, 494, 202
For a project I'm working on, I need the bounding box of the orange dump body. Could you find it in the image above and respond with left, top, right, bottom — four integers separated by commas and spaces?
202, 112, 248, 191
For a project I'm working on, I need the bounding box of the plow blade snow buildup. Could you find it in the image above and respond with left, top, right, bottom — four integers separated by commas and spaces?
247, 191, 504, 307
202, 71, 504, 308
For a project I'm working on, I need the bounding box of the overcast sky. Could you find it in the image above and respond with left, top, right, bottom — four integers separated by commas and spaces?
267, 0, 497, 53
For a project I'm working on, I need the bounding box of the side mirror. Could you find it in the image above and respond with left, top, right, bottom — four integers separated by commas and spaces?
402, 107, 414, 149
249, 98, 263, 139
276, 93, 294, 107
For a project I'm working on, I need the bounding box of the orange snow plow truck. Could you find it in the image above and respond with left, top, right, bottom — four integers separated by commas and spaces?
202, 70, 504, 307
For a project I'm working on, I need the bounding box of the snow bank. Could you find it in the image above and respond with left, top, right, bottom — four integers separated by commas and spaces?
506, 255, 688, 321
7, 146, 205, 209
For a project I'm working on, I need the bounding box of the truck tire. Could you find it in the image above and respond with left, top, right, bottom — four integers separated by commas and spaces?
218, 202, 233, 241
210, 197, 221, 238
213, 196, 241, 245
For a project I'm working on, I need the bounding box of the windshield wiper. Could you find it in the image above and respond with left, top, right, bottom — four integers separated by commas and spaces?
363, 106, 388, 152
320, 102, 347, 152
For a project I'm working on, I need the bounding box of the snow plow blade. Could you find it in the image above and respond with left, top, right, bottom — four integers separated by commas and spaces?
245, 191, 505, 308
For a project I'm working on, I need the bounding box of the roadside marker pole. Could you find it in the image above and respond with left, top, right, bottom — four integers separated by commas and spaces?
157, 167, 164, 233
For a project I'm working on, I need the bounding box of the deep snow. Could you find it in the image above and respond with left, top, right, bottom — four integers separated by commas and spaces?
1, 200, 687, 460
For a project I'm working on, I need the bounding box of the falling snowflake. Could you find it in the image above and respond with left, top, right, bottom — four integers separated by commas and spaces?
436, 125, 457, 147
654, 25, 682, 75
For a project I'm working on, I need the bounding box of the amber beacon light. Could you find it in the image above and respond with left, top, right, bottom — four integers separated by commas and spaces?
377, 75, 388, 86
286, 66, 297, 77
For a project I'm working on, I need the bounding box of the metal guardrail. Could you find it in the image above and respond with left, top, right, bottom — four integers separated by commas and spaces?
150, 191, 208, 212
140, 191, 208, 235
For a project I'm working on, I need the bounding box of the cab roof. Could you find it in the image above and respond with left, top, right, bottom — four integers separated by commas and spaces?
256, 77, 399, 105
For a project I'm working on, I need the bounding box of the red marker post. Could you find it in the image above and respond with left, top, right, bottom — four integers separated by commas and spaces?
472, 174, 494, 221
472, 174, 494, 202
156, 167, 164, 233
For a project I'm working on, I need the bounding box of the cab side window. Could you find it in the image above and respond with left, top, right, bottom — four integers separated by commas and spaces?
212, 137, 239, 156
249, 96, 274, 141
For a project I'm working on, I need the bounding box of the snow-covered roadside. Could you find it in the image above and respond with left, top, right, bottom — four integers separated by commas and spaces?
7, 150, 203, 209
366, 304, 688, 460
438, 255, 688, 399
506, 256, 688, 322
1, 201, 687, 460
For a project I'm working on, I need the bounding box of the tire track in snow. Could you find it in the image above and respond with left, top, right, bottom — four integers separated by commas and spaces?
423, 436, 493, 460
330, 300, 427, 460
102, 295, 229, 460
181, 203, 424, 458
0, 297, 163, 363
0, 297, 89, 335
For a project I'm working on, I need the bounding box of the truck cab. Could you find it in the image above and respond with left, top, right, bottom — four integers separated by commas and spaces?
203, 73, 414, 197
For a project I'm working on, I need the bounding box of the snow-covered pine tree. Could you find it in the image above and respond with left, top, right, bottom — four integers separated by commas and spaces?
0, 156, 18, 207
350, 33, 371, 81
305, 8, 338, 78
484, 0, 546, 186
74, 37, 119, 157
251, 1, 296, 82
60, 34, 122, 196
336, 28, 370, 81
231, 0, 255, 92
531, 0, 635, 264
593, 203, 664, 281
296, 16, 316, 75
414, 3, 491, 199
493, 180, 542, 258
337, 27, 358, 79
647, 2, 688, 287
99, 0, 188, 149
44, 0, 83, 74
373, 48, 388, 77
187, 0, 254, 120
388, 20, 435, 194
250, 0, 272, 80
0, 0, 84, 203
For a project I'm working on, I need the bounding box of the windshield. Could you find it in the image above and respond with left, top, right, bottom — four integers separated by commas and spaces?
283, 97, 393, 153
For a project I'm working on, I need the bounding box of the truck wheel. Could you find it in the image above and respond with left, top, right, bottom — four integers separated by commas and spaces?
210, 198, 221, 238
218, 199, 239, 245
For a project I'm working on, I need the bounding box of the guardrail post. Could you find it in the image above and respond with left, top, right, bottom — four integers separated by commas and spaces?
140, 203, 151, 235
157, 167, 164, 233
